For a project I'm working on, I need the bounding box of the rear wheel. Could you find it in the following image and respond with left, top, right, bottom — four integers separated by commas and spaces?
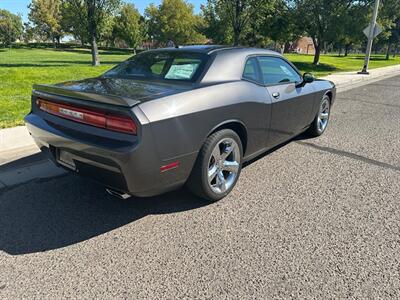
187, 129, 243, 202
307, 94, 331, 137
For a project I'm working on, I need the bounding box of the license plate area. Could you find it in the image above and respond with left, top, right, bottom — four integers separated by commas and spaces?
57, 149, 76, 170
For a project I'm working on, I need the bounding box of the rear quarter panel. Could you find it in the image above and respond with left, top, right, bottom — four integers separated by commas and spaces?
138, 81, 272, 163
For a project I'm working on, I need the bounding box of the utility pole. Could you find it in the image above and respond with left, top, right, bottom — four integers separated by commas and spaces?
359, 0, 380, 74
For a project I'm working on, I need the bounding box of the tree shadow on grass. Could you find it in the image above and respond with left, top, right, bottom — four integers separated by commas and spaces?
351, 56, 391, 61
0, 61, 119, 68
0, 63, 73, 68
39, 60, 121, 65
291, 61, 338, 74
50, 48, 134, 56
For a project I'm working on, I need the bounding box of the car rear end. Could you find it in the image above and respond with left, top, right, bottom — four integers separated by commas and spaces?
25, 49, 216, 197
24, 87, 182, 197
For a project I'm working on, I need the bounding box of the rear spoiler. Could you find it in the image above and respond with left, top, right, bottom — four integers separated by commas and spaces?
33, 84, 141, 107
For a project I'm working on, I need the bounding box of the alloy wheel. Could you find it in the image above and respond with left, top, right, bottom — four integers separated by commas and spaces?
207, 138, 240, 194
317, 97, 330, 132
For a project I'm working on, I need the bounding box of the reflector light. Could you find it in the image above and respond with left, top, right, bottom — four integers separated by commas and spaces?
36, 99, 137, 135
160, 161, 180, 173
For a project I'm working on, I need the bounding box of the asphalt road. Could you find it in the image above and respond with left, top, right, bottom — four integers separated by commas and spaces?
1, 76, 400, 299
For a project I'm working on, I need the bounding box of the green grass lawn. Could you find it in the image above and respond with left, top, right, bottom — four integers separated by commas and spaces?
0, 47, 131, 128
286, 53, 400, 77
0, 47, 399, 128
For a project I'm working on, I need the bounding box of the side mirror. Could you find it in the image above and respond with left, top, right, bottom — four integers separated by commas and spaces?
303, 72, 315, 84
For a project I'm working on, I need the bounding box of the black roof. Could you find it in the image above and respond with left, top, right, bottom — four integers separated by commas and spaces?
146, 45, 240, 54
142, 45, 280, 57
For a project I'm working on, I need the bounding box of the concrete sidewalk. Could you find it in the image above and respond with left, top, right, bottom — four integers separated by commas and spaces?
1, 64, 400, 189
0, 126, 39, 164
323, 64, 400, 92
0, 126, 66, 189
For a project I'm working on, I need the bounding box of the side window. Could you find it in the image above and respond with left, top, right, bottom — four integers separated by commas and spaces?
150, 60, 167, 75
242, 57, 260, 83
257, 56, 301, 85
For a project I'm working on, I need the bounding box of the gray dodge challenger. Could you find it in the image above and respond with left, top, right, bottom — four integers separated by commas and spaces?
25, 45, 336, 201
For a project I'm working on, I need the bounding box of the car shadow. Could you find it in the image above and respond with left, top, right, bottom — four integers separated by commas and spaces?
0, 133, 314, 256
0, 157, 209, 255
243, 132, 312, 168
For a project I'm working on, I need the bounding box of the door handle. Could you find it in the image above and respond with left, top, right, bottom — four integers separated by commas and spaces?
272, 92, 280, 99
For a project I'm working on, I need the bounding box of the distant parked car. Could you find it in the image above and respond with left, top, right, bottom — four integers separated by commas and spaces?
25, 46, 335, 201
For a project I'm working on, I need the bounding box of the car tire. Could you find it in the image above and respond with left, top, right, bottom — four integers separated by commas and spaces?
307, 94, 331, 137
186, 129, 243, 202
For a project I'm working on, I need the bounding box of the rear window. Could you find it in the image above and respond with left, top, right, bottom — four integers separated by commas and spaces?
243, 57, 261, 83
103, 51, 208, 82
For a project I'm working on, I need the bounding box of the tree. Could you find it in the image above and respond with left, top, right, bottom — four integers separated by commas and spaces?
28, 0, 63, 47
202, 0, 277, 46
225, 0, 278, 46
291, 0, 357, 65
334, 1, 369, 56
200, 1, 232, 44
60, 0, 88, 45
102, 16, 117, 47
389, 18, 400, 58
259, 0, 300, 51
62, 0, 121, 65
386, 21, 400, 59
86, 0, 121, 65
113, 4, 145, 52
0, 9, 23, 46
145, 0, 206, 46
378, 0, 400, 59
201, 0, 280, 46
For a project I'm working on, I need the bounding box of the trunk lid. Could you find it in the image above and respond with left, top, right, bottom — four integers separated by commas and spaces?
33, 77, 193, 107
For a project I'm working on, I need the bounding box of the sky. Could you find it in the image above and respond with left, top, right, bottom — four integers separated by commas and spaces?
0, 0, 204, 22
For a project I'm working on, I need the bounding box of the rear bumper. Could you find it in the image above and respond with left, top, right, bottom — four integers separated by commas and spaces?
25, 113, 196, 197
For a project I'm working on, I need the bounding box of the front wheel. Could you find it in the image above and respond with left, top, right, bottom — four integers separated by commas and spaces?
307, 94, 331, 137
186, 129, 243, 202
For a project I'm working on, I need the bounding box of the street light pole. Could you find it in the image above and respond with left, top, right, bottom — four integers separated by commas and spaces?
359, 0, 380, 74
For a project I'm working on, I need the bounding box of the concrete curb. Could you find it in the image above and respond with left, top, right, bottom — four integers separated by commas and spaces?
0, 64, 399, 190
323, 64, 400, 93
0, 126, 39, 165
0, 127, 66, 190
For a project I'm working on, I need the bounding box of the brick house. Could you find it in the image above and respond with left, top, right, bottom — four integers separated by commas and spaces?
290, 37, 315, 55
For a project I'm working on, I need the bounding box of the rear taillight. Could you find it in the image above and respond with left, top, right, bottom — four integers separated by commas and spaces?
106, 115, 137, 134
36, 99, 137, 135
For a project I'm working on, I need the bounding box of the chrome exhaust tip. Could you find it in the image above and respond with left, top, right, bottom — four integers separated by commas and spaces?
106, 188, 132, 200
